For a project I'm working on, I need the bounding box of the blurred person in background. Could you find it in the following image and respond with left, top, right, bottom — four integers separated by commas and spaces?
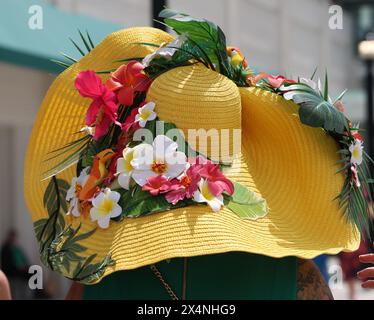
339, 241, 370, 300
0, 270, 11, 300
1, 229, 30, 299
358, 244, 374, 289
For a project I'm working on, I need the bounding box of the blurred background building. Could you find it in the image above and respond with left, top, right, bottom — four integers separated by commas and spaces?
0, 0, 373, 299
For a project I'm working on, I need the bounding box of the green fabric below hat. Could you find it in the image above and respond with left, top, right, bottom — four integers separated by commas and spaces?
83, 252, 297, 300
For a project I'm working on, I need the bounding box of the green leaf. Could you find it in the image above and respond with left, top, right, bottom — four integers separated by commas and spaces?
69, 37, 86, 56
78, 29, 92, 53
281, 84, 347, 134
43, 178, 70, 216
224, 183, 268, 220
310, 67, 318, 80
117, 185, 192, 218
159, 9, 230, 74
33, 219, 48, 242
86, 30, 95, 50
324, 71, 329, 101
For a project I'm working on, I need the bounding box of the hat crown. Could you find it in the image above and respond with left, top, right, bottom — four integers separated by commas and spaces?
147, 64, 241, 162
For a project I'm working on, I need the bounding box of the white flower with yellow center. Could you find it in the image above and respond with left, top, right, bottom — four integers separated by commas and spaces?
142, 33, 188, 67
116, 147, 135, 190
193, 179, 224, 212
90, 188, 122, 229
66, 168, 89, 217
135, 102, 157, 128
349, 140, 363, 165
130, 135, 187, 186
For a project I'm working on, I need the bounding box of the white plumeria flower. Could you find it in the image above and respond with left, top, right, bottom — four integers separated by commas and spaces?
135, 102, 157, 127
90, 188, 122, 229
193, 179, 224, 212
66, 168, 90, 217
116, 147, 135, 190
349, 140, 364, 165
142, 33, 188, 67
80, 125, 94, 136
130, 135, 187, 186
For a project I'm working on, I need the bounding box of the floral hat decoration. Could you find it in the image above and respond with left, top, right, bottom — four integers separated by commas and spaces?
25, 9, 373, 284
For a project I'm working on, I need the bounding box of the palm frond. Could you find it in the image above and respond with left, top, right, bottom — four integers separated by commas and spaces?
336, 149, 373, 239
42, 136, 92, 180
52, 30, 96, 70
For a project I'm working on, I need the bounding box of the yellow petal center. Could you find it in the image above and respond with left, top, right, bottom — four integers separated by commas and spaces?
352, 148, 360, 159
124, 152, 134, 172
97, 197, 114, 216
201, 182, 214, 201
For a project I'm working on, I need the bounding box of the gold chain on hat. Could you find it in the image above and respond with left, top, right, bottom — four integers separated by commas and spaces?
149, 257, 188, 300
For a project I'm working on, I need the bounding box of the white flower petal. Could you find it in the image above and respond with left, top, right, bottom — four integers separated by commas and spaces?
97, 216, 111, 229
108, 190, 120, 203
92, 192, 105, 208
118, 173, 131, 190
71, 201, 81, 217
110, 204, 122, 218
153, 135, 178, 160
147, 111, 157, 121
77, 167, 90, 186
142, 52, 156, 68
207, 198, 223, 212
140, 101, 155, 112
132, 170, 157, 186
138, 120, 147, 127
193, 190, 206, 203
131, 144, 154, 168
165, 151, 187, 166
90, 207, 100, 221
116, 157, 126, 174
165, 162, 187, 179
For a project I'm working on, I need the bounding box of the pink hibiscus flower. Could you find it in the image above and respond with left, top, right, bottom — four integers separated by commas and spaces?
198, 161, 234, 197
253, 72, 295, 88
106, 61, 151, 106
142, 175, 172, 196
75, 70, 120, 140
165, 165, 201, 205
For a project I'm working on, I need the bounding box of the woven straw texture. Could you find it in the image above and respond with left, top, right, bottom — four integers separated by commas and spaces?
24, 27, 359, 282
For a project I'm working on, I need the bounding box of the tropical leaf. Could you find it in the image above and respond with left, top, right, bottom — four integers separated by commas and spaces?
43, 177, 70, 215
336, 149, 373, 238
280, 83, 347, 134
33, 219, 48, 242
159, 9, 231, 74
224, 182, 268, 220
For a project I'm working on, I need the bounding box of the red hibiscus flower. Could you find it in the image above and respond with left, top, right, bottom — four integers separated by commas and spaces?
75, 70, 120, 140
106, 61, 150, 106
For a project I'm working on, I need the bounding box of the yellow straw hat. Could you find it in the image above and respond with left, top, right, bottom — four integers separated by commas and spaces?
25, 26, 360, 284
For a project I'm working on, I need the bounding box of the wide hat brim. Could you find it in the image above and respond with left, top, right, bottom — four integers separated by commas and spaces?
24, 27, 359, 284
